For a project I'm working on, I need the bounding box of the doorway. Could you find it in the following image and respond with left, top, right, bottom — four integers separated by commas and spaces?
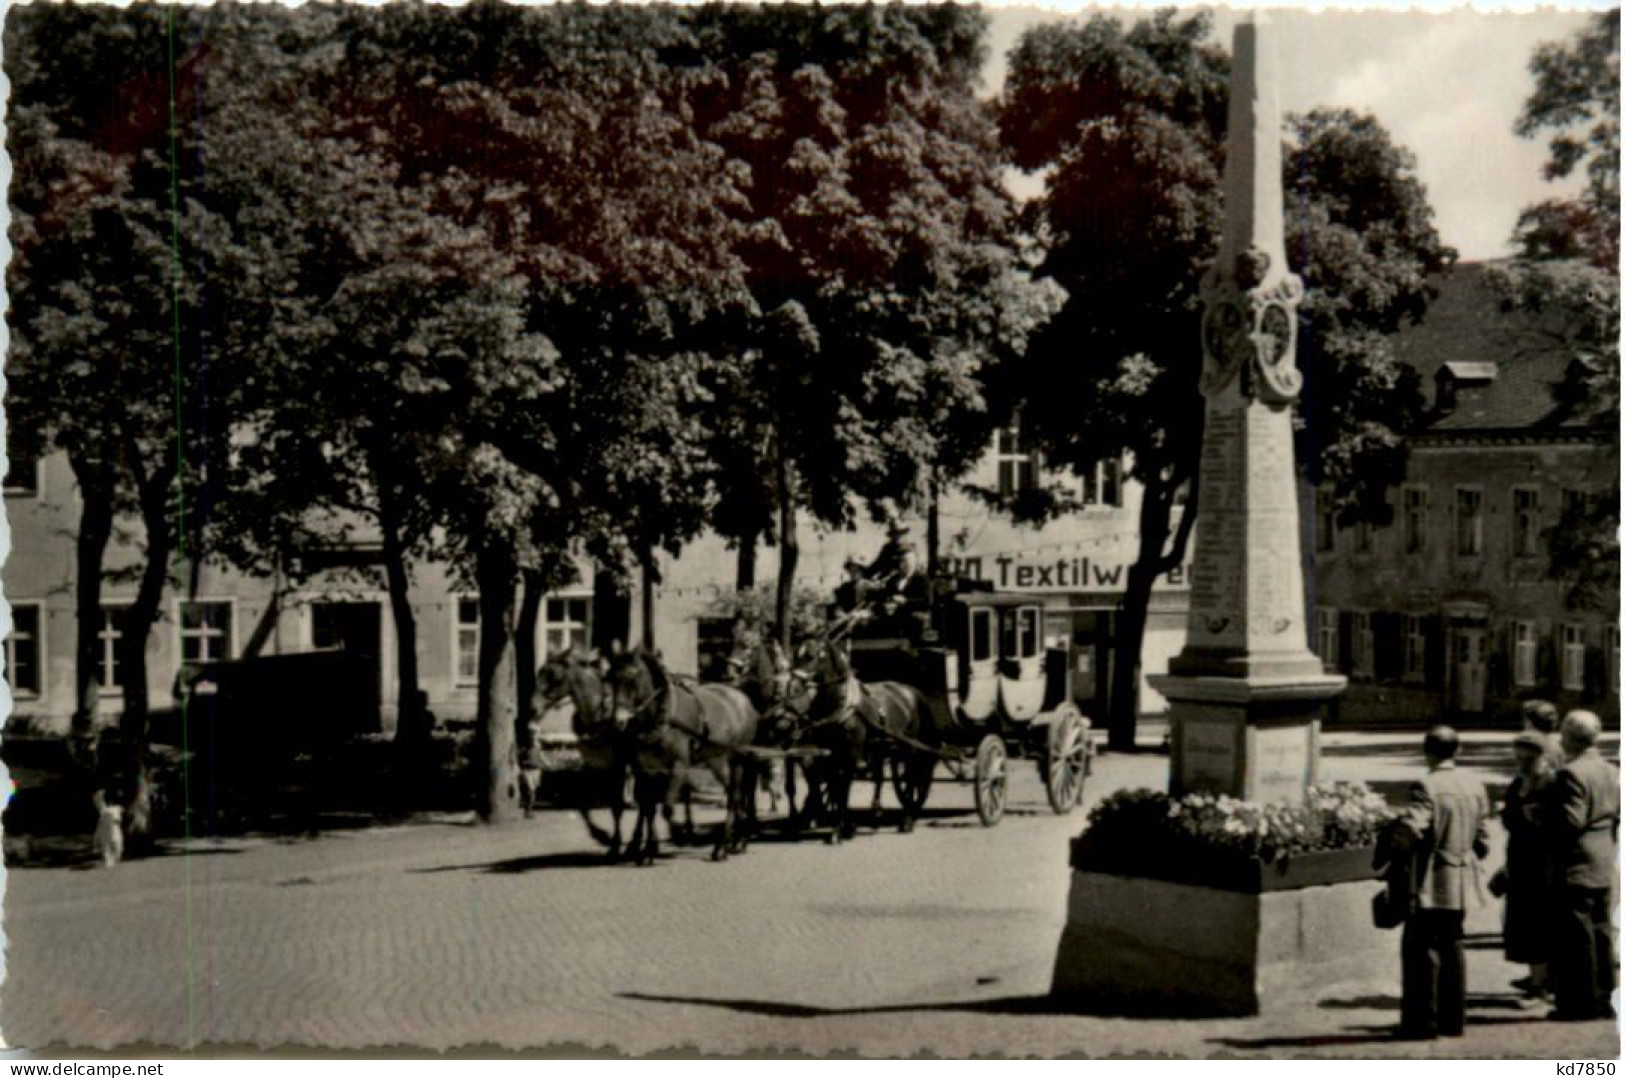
1454, 627, 1487, 715
311, 601, 383, 731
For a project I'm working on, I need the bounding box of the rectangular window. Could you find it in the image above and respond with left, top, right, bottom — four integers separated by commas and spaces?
5, 602, 43, 697
1562, 624, 1586, 692
1455, 487, 1483, 556
994, 428, 1036, 498
1514, 621, 1539, 687
1403, 615, 1427, 682
543, 595, 591, 659
4, 447, 39, 497
1081, 458, 1122, 508
970, 608, 993, 662
1316, 608, 1339, 673
455, 597, 480, 687
1351, 612, 1375, 678
1315, 493, 1336, 554
1403, 486, 1428, 555
98, 604, 130, 692
1512, 487, 1541, 557
178, 601, 233, 667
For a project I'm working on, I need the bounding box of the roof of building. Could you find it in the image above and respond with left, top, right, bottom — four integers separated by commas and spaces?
1391, 261, 1603, 436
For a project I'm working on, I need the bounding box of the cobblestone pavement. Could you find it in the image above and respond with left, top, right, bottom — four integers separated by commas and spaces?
2, 734, 1618, 1058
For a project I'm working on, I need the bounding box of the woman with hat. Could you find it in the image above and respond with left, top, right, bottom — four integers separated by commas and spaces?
1500, 728, 1558, 998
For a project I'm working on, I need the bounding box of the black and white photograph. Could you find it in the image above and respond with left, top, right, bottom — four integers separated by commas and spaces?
0, 0, 1618, 1060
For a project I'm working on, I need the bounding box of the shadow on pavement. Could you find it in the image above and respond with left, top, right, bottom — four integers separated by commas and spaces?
412, 850, 622, 873
619, 990, 1090, 1019
5, 835, 245, 870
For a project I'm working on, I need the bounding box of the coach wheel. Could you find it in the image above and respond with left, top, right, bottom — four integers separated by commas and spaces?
973, 734, 1008, 827
1044, 708, 1089, 814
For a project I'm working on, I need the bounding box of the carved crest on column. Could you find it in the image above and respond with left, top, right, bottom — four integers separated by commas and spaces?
1198, 246, 1305, 405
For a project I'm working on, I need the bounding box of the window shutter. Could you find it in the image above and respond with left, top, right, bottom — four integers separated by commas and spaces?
1585, 643, 1607, 700
1374, 613, 1402, 682
1487, 622, 1511, 699
1424, 615, 1446, 690
1337, 611, 1354, 675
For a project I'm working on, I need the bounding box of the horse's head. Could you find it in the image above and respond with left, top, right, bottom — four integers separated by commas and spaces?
605, 645, 664, 734
536, 647, 608, 731
797, 636, 855, 716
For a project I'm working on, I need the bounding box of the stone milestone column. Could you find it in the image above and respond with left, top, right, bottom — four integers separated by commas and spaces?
1148, 18, 1345, 803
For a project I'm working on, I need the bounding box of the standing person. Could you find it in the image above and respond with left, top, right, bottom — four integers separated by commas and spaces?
1545, 710, 1619, 1022
1522, 699, 1566, 772
1500, 730, 1558, 999
1396, 726, 1492, 1040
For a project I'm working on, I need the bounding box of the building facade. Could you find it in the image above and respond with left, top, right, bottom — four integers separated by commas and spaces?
1310, 263, 1619, 725
4, 432, 1192, 734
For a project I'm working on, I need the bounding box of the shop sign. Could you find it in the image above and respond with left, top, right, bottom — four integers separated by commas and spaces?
944, 553, 1193, 593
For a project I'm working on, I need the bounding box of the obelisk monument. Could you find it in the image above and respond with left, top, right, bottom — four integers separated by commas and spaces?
1148, 18, 1346, 803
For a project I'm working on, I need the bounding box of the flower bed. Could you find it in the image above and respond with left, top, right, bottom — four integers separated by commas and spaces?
1072, 782, 1391, 890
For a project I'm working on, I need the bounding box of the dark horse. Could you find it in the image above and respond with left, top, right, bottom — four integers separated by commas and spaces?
605, 647, 762, 864
532, 647, 630, 859
796, 635, 937, 839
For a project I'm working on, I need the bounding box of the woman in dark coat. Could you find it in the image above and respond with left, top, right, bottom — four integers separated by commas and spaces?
1501, 730, 1557, 996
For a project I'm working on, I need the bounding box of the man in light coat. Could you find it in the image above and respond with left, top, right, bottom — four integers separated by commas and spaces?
1545, 710, 1619, 1022
1397, 726, 1491, 1039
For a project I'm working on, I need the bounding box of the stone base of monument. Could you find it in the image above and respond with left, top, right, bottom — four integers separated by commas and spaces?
1050, 843, 1389, 1017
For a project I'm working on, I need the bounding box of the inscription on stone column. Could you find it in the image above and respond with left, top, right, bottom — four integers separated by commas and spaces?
1180, 717, 1239, 793
1251, 724, 1311, 803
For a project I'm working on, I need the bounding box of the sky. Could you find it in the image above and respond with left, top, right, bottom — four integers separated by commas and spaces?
983, 4, 1611, 262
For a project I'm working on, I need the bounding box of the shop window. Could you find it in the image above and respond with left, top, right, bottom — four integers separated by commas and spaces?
544, 595, 591, 659
98, 604, 131, 693
455, 597, 480, 687
1512, 487, 1541, 557
1562, 624, 1586, 692
1454, 487, 1483, 557
1315, 608, 1339, 673
1403, 615, 1427, 682
994, 428, 1036, 498
1403, 486, 1428, 555
5, 602, 43, 697
1081, 458, 1122, 509
1514, 621, 1539, 687
178, 600, 233, 667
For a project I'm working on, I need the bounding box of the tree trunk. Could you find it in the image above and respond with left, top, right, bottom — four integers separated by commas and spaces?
926, 473, 941, 578
774, 446, 799, 651
115, 462, 175, 843
474, 545, 521, 823
377, 479, 426, 752
592, 567, 629, 652
1106, 471, 1197, 753
638, 545, 658, 650
736, 529, 758, 591
68, 455, 115, 744
515, 569, 544, 728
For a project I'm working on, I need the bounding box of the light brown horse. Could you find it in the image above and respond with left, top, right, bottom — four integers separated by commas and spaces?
796, 635, 938, 839
532, 647, 629, 859
606, 647, 762, 864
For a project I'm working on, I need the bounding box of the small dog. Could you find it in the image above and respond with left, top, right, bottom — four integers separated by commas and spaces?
91, 790, 125, 868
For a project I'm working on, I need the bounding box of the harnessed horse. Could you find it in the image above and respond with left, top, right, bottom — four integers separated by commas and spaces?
532, 647, 630, 859
796, 634, 937, 838
606, 648, 762, 864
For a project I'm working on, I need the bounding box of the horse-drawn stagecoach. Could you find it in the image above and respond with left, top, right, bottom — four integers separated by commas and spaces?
538, 577, 1094, 863
790, 583, 1093, 831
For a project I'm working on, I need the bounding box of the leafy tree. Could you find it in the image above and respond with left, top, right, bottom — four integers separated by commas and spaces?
999, 11, 1451, 748
684, 4, 1062, 643
5, 3, 244, 830
1494, 9, 1620, 610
